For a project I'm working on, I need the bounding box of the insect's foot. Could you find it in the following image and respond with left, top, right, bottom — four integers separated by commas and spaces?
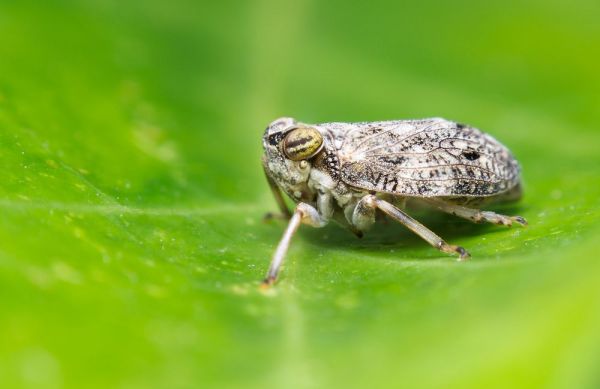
511, 216, 528, 226
438, 242, 470, 260
478, 211, 527, 228
496, 215, 528, 227
260, 276, 276, 289
351, 229, 364, 239
456, 246, 471, 261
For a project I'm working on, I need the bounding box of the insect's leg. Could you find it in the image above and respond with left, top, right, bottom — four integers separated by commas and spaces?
351, 196, 377, 233
262, 202, 328, 287
262, 161, 291, 220
424, 198, 527, 227
317, 191, 334, 219
359, 195, 470, 260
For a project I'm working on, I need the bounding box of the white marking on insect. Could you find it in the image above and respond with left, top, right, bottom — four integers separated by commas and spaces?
260, 117, 527, 287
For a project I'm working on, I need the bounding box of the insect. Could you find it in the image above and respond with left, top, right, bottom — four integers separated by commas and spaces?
261, 117, 527, 286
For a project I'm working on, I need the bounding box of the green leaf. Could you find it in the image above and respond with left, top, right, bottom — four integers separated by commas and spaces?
1, 1, 599, 388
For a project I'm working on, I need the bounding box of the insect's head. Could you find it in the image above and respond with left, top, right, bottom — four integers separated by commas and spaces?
263, 117, 324, 160
262, 117, 325, 193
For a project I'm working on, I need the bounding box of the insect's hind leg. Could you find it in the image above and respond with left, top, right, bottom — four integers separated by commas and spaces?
424, 198, 527, 227
354, 195, 470, 260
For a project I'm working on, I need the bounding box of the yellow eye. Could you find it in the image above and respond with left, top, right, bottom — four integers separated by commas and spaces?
282, 127, 324, 161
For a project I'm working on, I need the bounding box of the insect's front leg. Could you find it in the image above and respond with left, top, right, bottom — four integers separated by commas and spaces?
354, 195, 470, 260
424, 198, 528, 227
262, 159, 291, 220
262, 202, 328, 287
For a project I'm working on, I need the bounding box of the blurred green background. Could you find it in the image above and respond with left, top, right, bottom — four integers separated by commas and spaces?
0, 0, 599, 388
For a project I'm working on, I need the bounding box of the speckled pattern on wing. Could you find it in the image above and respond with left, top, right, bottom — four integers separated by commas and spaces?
322, 118, 520, 197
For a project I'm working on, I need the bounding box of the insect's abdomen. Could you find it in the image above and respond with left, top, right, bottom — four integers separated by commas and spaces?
337, 119, 521, 197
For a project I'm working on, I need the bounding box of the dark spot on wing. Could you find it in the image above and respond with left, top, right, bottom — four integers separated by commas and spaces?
382, 175, 398, 191
462, 150, 480, 161
378, 155, 407, 165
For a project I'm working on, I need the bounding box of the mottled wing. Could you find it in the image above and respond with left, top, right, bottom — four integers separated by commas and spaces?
335, 118, 520, 197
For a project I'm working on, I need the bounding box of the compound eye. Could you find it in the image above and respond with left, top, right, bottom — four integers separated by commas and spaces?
282, 127, 324, 161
